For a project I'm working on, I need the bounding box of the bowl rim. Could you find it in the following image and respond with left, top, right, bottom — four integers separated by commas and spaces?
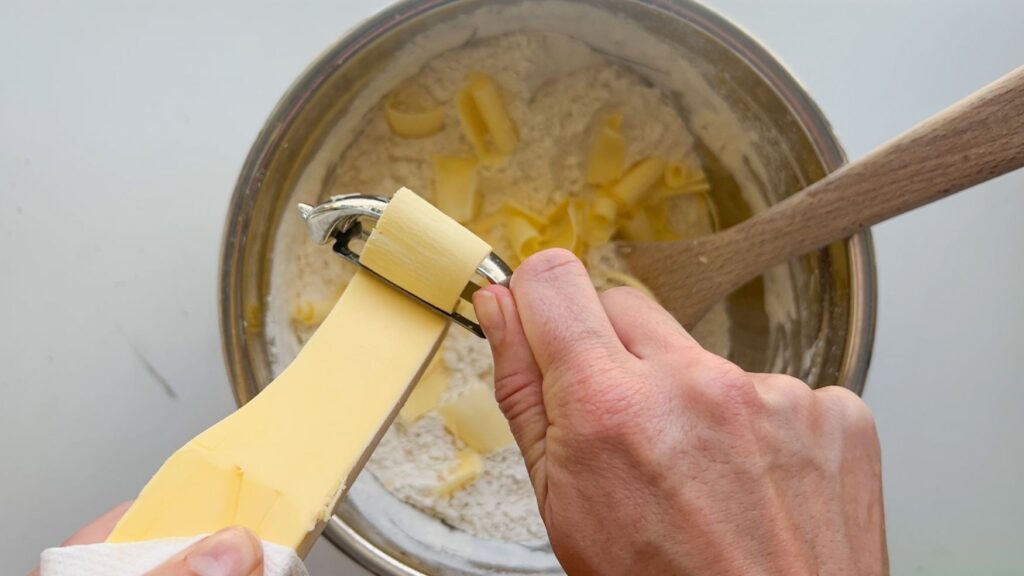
218, 0, 877, 573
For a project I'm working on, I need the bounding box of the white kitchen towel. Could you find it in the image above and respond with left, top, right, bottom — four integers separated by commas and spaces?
40, 536, 309, 576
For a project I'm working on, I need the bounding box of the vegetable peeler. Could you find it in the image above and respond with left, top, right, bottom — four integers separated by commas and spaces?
298, 194, 513, 338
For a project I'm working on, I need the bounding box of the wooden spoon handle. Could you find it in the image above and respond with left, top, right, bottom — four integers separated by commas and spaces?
716, 65, 1024, 290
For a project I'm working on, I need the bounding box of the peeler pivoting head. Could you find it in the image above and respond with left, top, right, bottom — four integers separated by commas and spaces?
298, 194, 512, 338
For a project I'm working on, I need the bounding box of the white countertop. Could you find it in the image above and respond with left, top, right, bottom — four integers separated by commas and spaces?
2, 1, 1022, 574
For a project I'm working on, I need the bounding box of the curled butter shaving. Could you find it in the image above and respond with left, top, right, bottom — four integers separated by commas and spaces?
458, 73, 517, 162
586, 112, 626, 185
433, 156, 479, 223
610, 157, 666, 207
506, 215, 542, 262
593, 267, 659, 301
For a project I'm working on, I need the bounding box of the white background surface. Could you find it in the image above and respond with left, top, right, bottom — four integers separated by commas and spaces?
2, 1, 1022, 574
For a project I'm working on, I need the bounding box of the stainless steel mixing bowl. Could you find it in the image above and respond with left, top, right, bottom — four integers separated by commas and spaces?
219, 0, 877, 573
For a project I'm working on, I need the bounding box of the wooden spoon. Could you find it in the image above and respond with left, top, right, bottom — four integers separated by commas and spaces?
618, 66, 1024, 329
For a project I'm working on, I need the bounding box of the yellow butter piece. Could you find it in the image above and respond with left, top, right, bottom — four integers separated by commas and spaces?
108, 273, 449, 554
361, 188, 491, 313
647, 183, 686, 206
663, 162, 689, 189
231, 479, 283, 533
621, 209, 657, 242
604, 112, 624, 130
541, 199, 567, 225
649, 172, 711, 206
384, 84, 444, 138
108, 189, 490, 556
399, 354, 449, 424
503, 200, 546, 228
586, 113, 626, 185
506, 214, 542, 262
647, 205, 681, 242
661, 191, 718, 240
704, 191, 720, 231
595, 268, 659, 301
590, 193, 618, 224
433, 156, 479, 223
537, 200, 582, 255
582, 193, 619, 246
466, 73, 517, 155
457, 73, 517, 161
439, 384, 515, 454
467, 209, 504, 234
610, 157, 666, 208
567, 198, 586, 249
457, 89, 490, 159
385, 103, 444, 138
465, 210, 508, 249
436, 449, 483, 497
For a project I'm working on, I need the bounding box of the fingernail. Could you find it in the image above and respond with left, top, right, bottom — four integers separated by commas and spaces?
186, 527, 262, 576
474, 289, 504, 342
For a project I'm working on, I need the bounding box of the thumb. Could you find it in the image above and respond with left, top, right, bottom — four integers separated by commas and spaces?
143, 526, 264, 576
473, 285, 549, 504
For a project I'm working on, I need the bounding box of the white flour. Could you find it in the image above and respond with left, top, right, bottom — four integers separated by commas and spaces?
372, 330, 545, 542
271, 30, 729, 544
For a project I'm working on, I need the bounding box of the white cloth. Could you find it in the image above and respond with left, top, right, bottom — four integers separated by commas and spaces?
40, 537, 309, 576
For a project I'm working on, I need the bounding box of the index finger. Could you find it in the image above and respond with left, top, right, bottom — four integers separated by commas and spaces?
28, 502, 133, 576
62, 501, 132, 545
509, 249, 625, 375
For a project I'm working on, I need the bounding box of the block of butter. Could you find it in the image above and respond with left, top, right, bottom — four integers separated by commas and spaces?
106, 189, 491, 557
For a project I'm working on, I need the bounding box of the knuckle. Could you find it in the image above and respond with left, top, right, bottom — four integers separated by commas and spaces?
548, 333, 622, 375
493, 369, 541, 421
760, 374, 814, 413
599, 285, 650, 307
815, 385, 877, 435
751, 376, 818, 462
691, 355, 758, 412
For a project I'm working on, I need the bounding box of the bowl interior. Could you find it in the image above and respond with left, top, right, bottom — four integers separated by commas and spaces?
220, 0, 875, 574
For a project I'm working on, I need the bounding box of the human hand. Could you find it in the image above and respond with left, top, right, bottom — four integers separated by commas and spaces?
473, 249, 888, 576
30, 502, 264, 576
